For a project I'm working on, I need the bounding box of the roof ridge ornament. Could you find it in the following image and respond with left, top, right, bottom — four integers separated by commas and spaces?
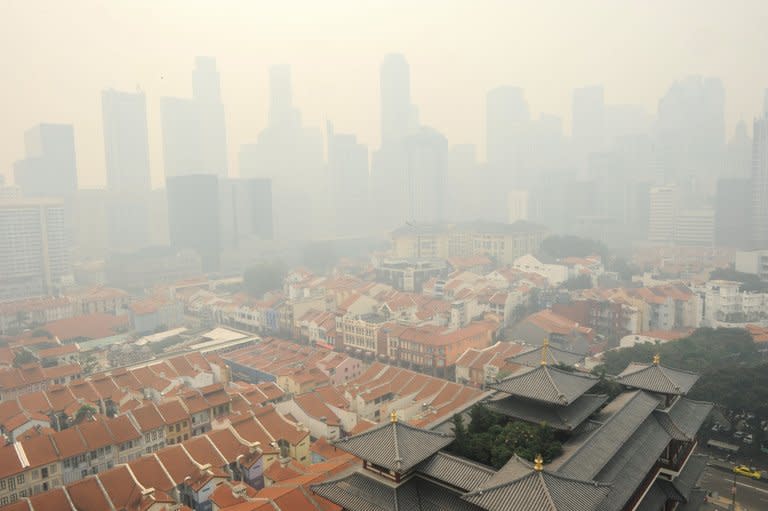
390, 410, 398, 423
541, 337, 549, 366
534, 453, 544, 472
653, 353, 660, 366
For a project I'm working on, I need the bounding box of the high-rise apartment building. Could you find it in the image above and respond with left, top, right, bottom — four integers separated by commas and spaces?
161, 57, 228, 179
648, 186, 677, 243
14, 124, 78, 198
0, 198, 71, 301
102, 89, 152, 251
166, 175, 220, 272
404, 127, 448, 224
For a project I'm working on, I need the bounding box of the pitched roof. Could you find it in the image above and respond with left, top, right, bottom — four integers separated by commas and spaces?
415, 451, 495, 492
489, 365, 598, 405
487, 393, 607, 431
66, 476, 113, 511
654, 397, 713, 441
332, 418, 453, 472
555, 391, 661, 479
615, 362, 699, 396
462, 456, 610, 511
131, 403, 166, 432
311, 471, 481, 511
507, 345, 585, 367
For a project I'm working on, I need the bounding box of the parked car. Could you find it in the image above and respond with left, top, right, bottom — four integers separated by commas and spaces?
734, 431, 745, 440
733, 465, 761, 480
745, 434, 754, 445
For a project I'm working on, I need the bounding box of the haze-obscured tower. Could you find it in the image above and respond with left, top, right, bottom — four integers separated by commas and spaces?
486, 86, 530, 182
102, 89, 151, 251
166, 174, 220, 272
380, 54, 416, 146
572, 85, 605, 162
161, 57, 228, 179
327, 122, 369, 238
404, 127, 448, 224
14, 124, 78, 198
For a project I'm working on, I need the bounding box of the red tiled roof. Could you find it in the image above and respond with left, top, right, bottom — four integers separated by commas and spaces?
131, 403, 166, 432
106, 414, 142, 444
67, 476, 113, 511
42, 313, 129, 341
157, 398, 190, 425
128, 454, 176, 493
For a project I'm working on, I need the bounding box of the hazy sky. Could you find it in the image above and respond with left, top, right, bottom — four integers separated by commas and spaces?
3, 0, 768, 188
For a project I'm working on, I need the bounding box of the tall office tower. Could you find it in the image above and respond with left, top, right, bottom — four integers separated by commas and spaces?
404, 127, 448, 224
327, 122, 369, 238
485, 86, 530, 181
657, 76, 725, 194
648, 185, 677, 243
240, 65, 323, 240
102, 89, 151, 251
507, 190, 529, 223
751, 106, 768, 249
13, 124, 78, 198
572, 85, 605, 164
219, 178, 273, 249
725, 121, 752, 179
675, 209, 715, 246
166, 175, 220, 272
380, 54, 417, 146
0, 198, 72, 301
161, 57, 228, 179
715, 178, 750, 248
446, 144, 481, 221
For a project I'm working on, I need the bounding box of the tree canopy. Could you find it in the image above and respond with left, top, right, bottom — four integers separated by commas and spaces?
449, 405, 562, 469
243, 261, 286, 298
597, 328, 757, 375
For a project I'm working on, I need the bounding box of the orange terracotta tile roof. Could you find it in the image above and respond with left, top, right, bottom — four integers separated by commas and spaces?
42, 313, 129, 341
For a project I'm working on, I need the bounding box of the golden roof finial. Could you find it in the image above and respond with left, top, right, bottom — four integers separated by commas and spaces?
541, 337, 549, 366
653, 353, 660, 366
390, 410, 398, 423
534, 454, 544, 472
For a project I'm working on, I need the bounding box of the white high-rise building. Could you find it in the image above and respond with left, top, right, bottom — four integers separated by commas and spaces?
0, 198, 72, 301
648, 186, 677, 243
675, 209, 714, 246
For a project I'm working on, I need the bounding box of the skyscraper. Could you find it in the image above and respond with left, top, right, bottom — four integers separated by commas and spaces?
404, 127, 448, 224
102, 89, 151, 251
572, 85, 605, 162
486, 86, 530, 171
239, 65, 323, 240
715, 178, 750, 248
161, 57, 228, 179
656, 76, 725, 192
219, 177, 273, 249
380, 54, 417, 146
102, 89, 151, 192
166, 175, 220, 272
14, 124, 78, 198
648, 185, 677, 243
0, 198, 71, 301
327, 122, 369, 238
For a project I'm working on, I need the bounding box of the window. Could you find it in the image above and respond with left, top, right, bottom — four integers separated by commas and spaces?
151, 431, 157, 441
81, 470, 88, 478
19, 490, 26, 498
145, 433, 150, 442
0, 479, 5, 490
16, 475, 23, 484
175, 424, 180, 433
41, 467, 48, 479
0, 496, 6, 506
49, 465, 56, 474
105, 446, 111, 454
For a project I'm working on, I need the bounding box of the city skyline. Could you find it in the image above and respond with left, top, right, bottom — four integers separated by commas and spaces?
3, 1, 768, 188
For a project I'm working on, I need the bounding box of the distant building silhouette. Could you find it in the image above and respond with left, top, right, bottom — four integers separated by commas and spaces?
404, 127, 448, 224
380, 54, 417, 147
752, 97, 768, 249
161, 57, 228, 179
239, 65, 323, 240
102, 88, 151, 251
219, 177, 273, 248
572, 85, 605, 161
715, 178, 750, 248
14, 124, 78, 198
327, 122, 369, 238
166, 174, 220, 272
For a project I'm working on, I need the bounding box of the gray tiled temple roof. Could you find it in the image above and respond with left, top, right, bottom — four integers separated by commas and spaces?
654, 398, 713, 441
593, 415, 673, 511
615, 362, 699, 396
635, 482, 674, 511
415, 451, 496, 492
489, 365, 598, 405
507, 345, 585, 367
556, 391, 661, 479
487, 393, 607, 431
311, 472, 484, 511
667, 454, 708, 502
332, 419, 454, 472
462, 456, 610, 511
